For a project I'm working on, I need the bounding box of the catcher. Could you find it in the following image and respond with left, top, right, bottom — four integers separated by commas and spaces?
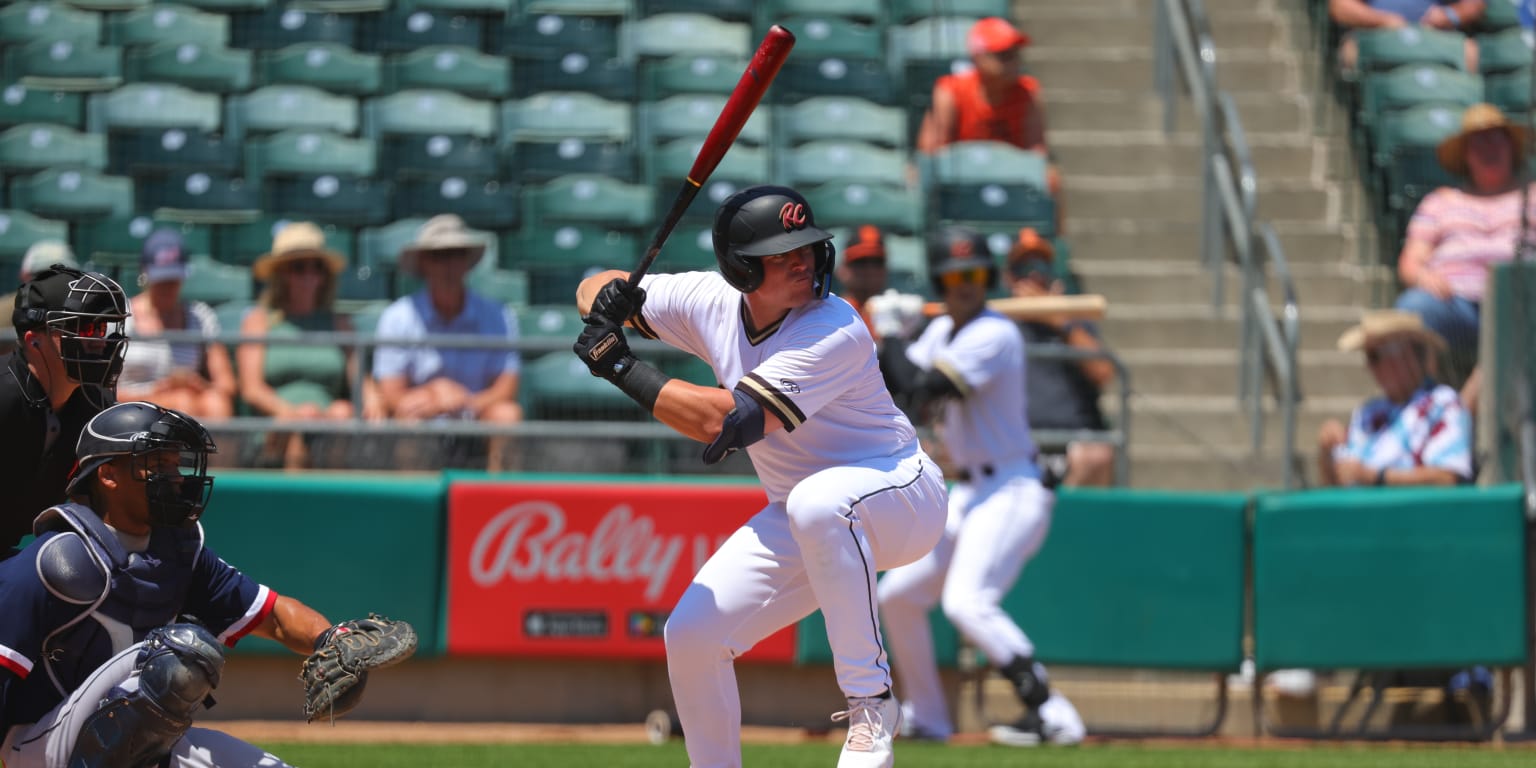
0, 402, 416, 768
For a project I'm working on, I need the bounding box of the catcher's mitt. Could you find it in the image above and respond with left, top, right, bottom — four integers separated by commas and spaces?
300, 613, 418, 723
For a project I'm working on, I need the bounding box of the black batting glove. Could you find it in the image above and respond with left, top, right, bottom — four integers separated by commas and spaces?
591, 278, 646, 325
573, 314, 638, 383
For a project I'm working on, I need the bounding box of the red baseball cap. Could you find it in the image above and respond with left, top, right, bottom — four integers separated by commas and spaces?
968, 17, 1030, 57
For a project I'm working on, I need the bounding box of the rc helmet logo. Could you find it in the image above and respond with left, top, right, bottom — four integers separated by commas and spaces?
779, 202, 807, 232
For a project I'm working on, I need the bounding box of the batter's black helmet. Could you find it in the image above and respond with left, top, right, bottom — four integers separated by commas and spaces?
927, 225, 998, 296
712, 185, 836, 297
69, 402, 217, 527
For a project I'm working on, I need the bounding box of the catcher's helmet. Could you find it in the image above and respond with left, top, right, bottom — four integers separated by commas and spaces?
13, 266, 129, 399
68, 402, 217, 527
928, 225, 998, 295
712, 185, 836, 297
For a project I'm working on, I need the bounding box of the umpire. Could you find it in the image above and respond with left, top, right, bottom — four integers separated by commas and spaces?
0, 265, 129, 553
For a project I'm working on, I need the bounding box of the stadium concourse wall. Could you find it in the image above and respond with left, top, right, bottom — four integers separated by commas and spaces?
194, 472, 1528, 731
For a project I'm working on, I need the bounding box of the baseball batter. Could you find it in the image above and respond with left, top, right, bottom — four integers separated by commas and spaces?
574, 185, 947, 768
877, 226, 1085, 746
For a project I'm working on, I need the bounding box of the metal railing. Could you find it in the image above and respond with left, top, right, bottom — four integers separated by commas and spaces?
1154, 0, 1304, 489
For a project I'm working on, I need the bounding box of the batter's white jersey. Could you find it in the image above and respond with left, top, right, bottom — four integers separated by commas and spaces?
905, 308, 1037, 468
633, 271, 918, 502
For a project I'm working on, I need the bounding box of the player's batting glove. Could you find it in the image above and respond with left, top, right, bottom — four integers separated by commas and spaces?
591, 278, 647, 325
573, 314, 639, 383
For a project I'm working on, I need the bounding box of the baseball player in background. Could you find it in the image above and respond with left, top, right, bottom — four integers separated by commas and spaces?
573, 185, 948, 768
877, 226, 1085, 747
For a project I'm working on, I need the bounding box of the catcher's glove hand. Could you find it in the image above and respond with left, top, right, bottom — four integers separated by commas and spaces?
300, 613, 418, 723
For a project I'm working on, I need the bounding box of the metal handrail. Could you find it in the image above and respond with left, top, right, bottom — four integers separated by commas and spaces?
1154, 0, 1304, 488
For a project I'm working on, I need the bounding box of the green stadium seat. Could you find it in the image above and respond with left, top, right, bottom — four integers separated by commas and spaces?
393, 176, 520, 230
216, 216, 354, 265
779, 140, 908, 187
652, 221, 718, 271
364, 89, 496, 139
59, 0, 148, 9
385, 45, 511, 99
1477, 28, 1534, 74
509, 52, 637, 101
640, 93, 769, 145
890, 0, 1005, 22
73, 215, 211, 262
476, 267, 529, 306
229, 5, 357, 50
522, 0, 633, 15
108, 128, 242, 176
648, 139, 768, 187
396, 0, 514, 11
359, 9, 485, 52
802, 181, 922, 234
1370, 103, 1463, 169
891, 16, 975, 62
762, 0, 881, 21
139, 171, 260, 224
777, 16, 884, 59
0, 123, 107, 174
0, 209, 68, 259
776, 56, 898, 105
123, 42, 254, 93
0, 3, 102, 45
5, 40, 124, 92
359, 217, 428, 267
621, 13, 751, 60
345, 298, 389, 335
1355, 26, 1468, 73
921, 139, 1049, 187
380, 134, 498, 180
91, 83, 221, 132
642, 54, 749, 99
181, 254, 253, 305
509, 223, 635, 301
245, 130, 377, 179
1486, 70, 1532, 118
778, 96, 906, 148
1478, 0, 1524, 32
501, 91, 633, 143
937, 183, 1056, 235
637, 0, 751, 20
267, 174, 393, 226
523, 351, 646, 419
0, 83, 86, 129
514, 303, 583, 352
212, 298, 253, 335
504, 138, 638, 183
177, 0, 270, 10
1356, 64, 1483, 139
10, 168, 134, 219
336, 264, 392, 304
259, 43, 382, 96
522, 174, 653, 231
495, 13, 620, 59
228, 85, 360, 137
109, 4, 228, 48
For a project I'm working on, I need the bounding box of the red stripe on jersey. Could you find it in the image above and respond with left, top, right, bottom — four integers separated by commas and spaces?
222, 587, 278, 648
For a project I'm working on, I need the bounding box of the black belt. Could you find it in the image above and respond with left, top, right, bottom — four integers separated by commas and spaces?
955, 465, 994, 483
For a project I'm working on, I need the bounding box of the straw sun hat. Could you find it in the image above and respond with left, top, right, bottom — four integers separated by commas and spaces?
1336, 310, 1447, 354
1436, 102, 1530, 176
399, 214, 487, 275
253, 221, 346, 281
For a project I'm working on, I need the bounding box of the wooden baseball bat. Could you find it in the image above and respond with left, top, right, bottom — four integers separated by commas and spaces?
922, 294, 1108, 321
626, 25, 796, 286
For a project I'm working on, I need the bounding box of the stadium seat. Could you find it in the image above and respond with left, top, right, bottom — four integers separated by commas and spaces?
776, 56, 898, 105
216, 216, 354, 265
504, 137, 638, 182
921, 140, 1049, 188
936, 183, 1056, 236
379, 134, 498, 180
108, 128, 242, 176
393, 175, 521, 230
778, 95, 906, 147
0, 123, 106, 174
60, 0, 149, 10
509, 52, 637, 101
522, 351, 643, 419
1355, 65, 1483, 139
5, 40, 124, 92
1355, 26, 1468, 74
475, 267, 529, 306
514, 303, 584, 353
1477, 28, 1535, 75
776, 16, 884, 59
522, 0, 633, 16
228, 85, 360, 137
245, 130, 377, 179
229, 5, 357, 49
181, 253, 253, 305
648, 139, 768, 187
138, 171, 260, 223
640, 93, 770, 145
258, 43, 382, 96
91, 83, 221, 132
802, 181, 923, 234
501, 91, 633, 143
0, 3, 102, 45
637, 0, 751, 19
10, 168, 134, 219
385, 45, 511, 99
359, 216, 428, 267
1479, 0, 1524, 32
509, 223, 635, 301
176, 0, 271, 10
267, 174, 393, 226
652, 221, 718, 271
1486, 70, 1532, 119
336, 263, 392, 304
759, 0, 881, 21
779, 140, 908, 187
73, 215, 211, 262
0, 209, 68, 259
364, 89, 496, 139
359, 9, 485, 53
620, 13, 751, 60
1369, 103, 1463, 172
642, 54, 749, 99
890, 16, 975, 62
212, 298, 253, 335
495, 12, 620, 59
109, 4, 228, 48
123, 42, 253, 93
522, 174, 653, 231
0, 82, 86, 130
396, 0, 514, 11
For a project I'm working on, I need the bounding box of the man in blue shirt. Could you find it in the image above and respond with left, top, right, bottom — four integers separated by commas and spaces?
1331, 0, 1485, 71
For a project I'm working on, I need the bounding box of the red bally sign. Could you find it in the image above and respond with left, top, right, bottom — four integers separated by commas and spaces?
446, 480, 796, 661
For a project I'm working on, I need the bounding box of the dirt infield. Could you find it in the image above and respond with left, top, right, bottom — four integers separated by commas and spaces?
219, 720, 826, 745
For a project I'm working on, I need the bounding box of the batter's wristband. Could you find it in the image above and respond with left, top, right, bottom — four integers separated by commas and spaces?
616, 359, 671, 413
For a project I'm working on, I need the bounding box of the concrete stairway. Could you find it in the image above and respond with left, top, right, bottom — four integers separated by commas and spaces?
1015, 0, 1372, 491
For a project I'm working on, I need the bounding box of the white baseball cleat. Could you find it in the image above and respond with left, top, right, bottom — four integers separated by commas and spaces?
1039, 691, 1086, 745
832, 693, 899, 768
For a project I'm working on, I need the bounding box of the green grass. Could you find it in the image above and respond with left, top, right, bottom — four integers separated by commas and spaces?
256, 742, 1536, 768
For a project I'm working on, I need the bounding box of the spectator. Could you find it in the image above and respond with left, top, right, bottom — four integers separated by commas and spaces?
237, 222, 378, 469
1331, 0, 1483, 73
915, 16, 1064, 232
1006, 227, 1117, 487
0, 240, 80, 355
834, 224, 890, 340
1395, 102, 1527, 406
117, 229, 236, 421
373, 215, 522, 471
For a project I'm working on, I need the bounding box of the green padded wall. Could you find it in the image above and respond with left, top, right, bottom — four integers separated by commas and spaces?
1254, 484, 1528, 670
198, 471, 447, 656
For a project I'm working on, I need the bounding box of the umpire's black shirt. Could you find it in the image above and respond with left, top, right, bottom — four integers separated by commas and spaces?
0, 353, 102, 551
